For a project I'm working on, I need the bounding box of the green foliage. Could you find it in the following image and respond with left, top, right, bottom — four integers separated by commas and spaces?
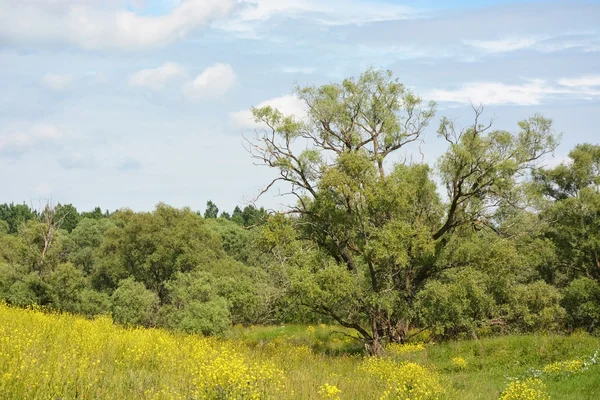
16, 219, 67, 273
79, 288, 111, 317
249, 70, 558, 353
111, 278, 158, 327
203, 200, 219, 219
415, 268, 496, 338
0, 202, 36, 234
96, 204, 222, 298
203, 217, 257, 264
506, 281, 566, 332
0, 220, 8, 234
159, 271, 230, 335
562, 278, 600, 333
535, 144, 600, 284
47, 262, 87, 313
67, 217, 116, 274
231, 204, 268, 227
534, 143, 600, 200
55, 203, 81, 233
81, 206, 109, 219
2, 268, 54, 307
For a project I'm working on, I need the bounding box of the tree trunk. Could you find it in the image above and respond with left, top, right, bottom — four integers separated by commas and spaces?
367, 315, 385, 355
366, 336, 384, 356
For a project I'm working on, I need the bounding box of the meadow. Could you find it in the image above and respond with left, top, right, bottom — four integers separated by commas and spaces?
1, 304, 598, 400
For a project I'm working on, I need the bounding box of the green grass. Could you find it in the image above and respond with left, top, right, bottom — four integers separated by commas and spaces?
1, 304, 599, 399
422, 334, 600, 399
231, 325, 600, 399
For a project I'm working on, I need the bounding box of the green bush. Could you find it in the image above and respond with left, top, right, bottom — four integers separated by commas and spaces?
415, 268, 497, 339
562, 277, 600, 332
111, 278, 158, 327
158, 271, 231, 335
48, 262, 87, 313
506, 281, 566, 332
79, 289, 111, 317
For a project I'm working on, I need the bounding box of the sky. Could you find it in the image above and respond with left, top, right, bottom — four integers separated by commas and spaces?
1, 0, 599, 214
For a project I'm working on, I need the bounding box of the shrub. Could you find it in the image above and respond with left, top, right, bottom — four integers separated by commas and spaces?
415, 268, 496, 339
562, 277, 600, 332
159, 271, 231, 335
79, 288, 111, 317
506, 281, 566, 332
47, 262, 87, 313
111, 278, 158, 327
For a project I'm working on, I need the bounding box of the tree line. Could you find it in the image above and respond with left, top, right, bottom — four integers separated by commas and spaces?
1, 69, 599, 354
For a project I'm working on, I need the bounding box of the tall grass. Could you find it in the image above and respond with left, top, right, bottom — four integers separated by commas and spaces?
0, 304, 598, 399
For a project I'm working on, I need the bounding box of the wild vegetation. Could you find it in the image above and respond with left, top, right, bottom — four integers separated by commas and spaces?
1, 305, 599, 399
1, 69, 600, 398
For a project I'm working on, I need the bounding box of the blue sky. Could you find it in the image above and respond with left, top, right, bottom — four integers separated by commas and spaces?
1, 0, 599, 213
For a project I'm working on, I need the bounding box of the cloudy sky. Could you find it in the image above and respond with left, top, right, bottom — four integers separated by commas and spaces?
1, 0, 599, 213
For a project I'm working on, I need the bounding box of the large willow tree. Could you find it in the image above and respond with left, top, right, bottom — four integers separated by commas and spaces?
247, 69, 558, 354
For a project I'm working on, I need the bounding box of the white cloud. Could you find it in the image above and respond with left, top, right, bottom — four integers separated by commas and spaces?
280, 66, 318, 74
215, 0, 415, 37
41, 73, 73, 91
229, 94, 307, 129
129, 62, 187, 90
558, 75, 600, 88
429, 77, 600, 106
464, 38, 538, 53
182, 63, 236, 100
464, 34, 600, 55
0, 123, 62, 157
0, 0, 236, 50
429, 80, 556, 106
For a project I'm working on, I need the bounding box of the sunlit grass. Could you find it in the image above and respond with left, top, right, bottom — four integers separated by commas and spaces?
0, 304, 599, 399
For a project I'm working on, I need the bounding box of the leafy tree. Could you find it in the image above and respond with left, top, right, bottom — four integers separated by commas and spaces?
17, 218, 67, 273
415, 268, 497, 339
0, 231, 25, 266
0, 220, 8, 235
248, 69, 558, 353
535, 144, 600, 284
79, 289, 111, 317
2, 268, 54, 307
204, 200, 219, 219
229, 205, 268, 227
47, 262, 87, 313
159, 271, 230, 335
96, 204, 223, 299
67, 217, 116, 274
81, 207, 109, 220
562, 277, 600, 333
231, 206, 244, 225
505, 281, 565, 332
111, 278, 158, 327
204, 218, 257, 264
534, 143, 600, 200
0, 203, 36, 234
55, 203, 81, 233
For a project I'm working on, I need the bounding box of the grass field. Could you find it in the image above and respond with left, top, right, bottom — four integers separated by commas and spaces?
0, 304, 599, 399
